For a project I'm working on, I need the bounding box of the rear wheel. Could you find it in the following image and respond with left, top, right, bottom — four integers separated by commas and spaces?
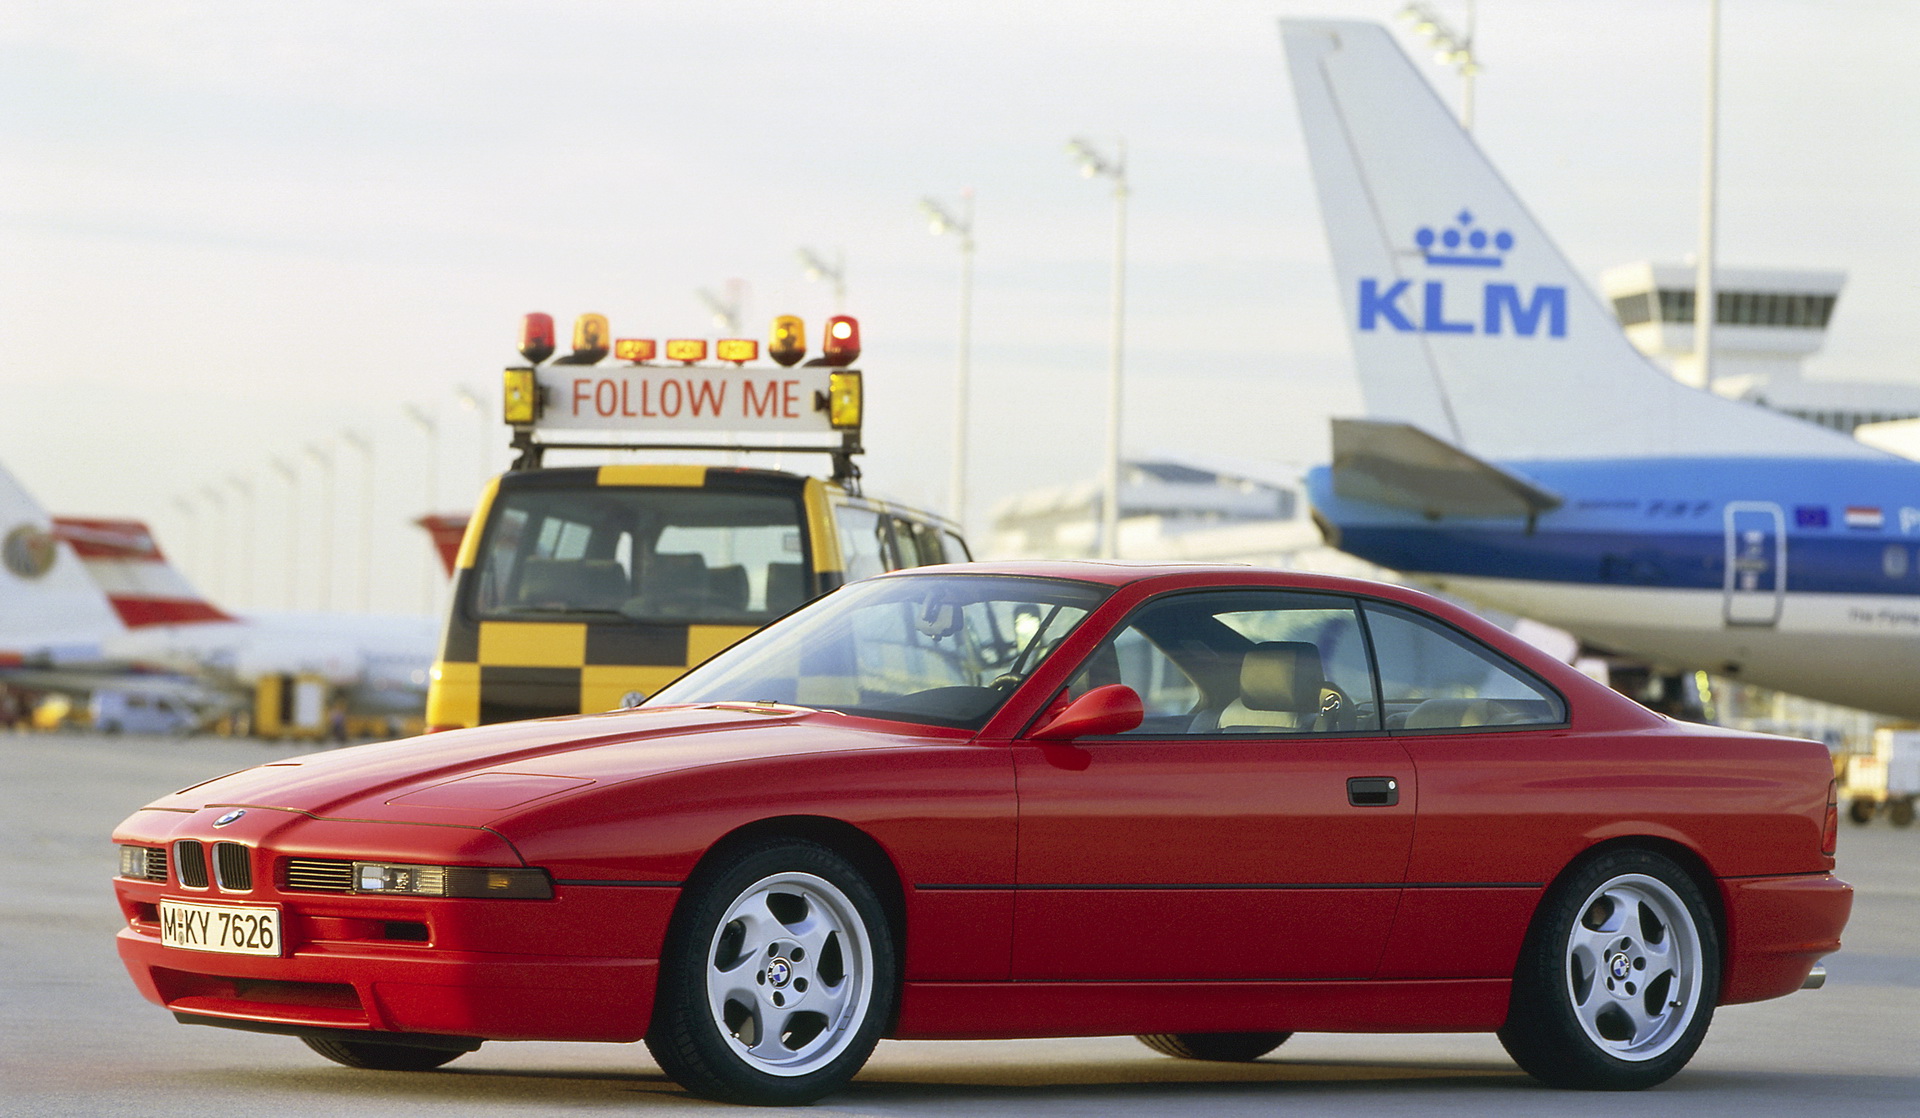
1891, 797, 1916, 828
1499, 849, 1718, 1090
300, 1035, 469, 1071
1136, 1032, 1292, 1061
646, 840, 895, 1106
1847, 798, 1875, 825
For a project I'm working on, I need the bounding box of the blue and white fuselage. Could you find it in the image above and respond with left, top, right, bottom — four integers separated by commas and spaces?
1307, 457, 1920, 717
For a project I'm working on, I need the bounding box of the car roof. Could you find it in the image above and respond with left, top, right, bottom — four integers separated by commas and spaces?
875, 560, 1439, 604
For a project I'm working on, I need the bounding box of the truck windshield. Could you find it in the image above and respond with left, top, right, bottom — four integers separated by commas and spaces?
647, 573, 1112, 729
473, 486, 811, 623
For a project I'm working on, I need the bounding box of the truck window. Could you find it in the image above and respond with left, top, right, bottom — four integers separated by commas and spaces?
836, 505, 889, 581
889, 517, 924, 567
473, 487, 808, 623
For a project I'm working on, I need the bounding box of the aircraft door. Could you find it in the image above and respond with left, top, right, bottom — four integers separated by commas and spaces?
1724, 502, 1785, 627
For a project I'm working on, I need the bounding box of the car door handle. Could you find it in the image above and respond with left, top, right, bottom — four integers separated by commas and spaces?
1347, 776, 1400, 807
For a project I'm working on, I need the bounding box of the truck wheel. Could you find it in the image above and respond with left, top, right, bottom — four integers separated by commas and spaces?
1499, 848, 1718, 1090
1847, 799, 1875, 825
1890, 798, 1916, 828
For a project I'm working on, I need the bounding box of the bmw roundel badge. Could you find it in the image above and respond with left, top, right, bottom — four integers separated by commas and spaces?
213, 809, 246, 828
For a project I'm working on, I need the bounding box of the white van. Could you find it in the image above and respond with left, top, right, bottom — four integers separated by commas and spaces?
89, 691, 198, 735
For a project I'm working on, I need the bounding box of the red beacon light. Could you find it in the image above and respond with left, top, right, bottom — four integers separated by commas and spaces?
518, 313, 555, 364
817, 315, 860, 367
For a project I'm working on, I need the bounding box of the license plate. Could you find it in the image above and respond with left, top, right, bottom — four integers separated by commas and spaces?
159, 900, 282, 956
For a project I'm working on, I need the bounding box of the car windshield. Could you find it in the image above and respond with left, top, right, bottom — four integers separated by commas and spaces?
647, 573, 1112, 729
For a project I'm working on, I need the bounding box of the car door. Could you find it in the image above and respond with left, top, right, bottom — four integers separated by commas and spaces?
1356, 599, 1573, 981
1011, 589, 1416, 982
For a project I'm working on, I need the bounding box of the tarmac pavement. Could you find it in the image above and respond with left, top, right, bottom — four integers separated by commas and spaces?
3, 731, 1914, 1117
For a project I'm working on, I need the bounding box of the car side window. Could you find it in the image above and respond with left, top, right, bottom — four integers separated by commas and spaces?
1362, 601, 1567, 731
1071, 589, 1381, 736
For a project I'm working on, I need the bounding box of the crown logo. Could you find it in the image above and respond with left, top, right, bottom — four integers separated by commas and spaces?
1416, 210, 1512, 268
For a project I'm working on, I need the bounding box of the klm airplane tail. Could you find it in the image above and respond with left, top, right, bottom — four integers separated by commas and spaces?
1279, 20, 1879, 464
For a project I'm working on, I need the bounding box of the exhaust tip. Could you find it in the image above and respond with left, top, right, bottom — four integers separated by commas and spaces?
1802, 964, 1827, 991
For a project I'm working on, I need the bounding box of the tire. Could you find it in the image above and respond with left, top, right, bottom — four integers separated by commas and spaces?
1890, 798, 1916, 828
1499, 848, 1719, 1090
646, 839, 896, 1106
1136, 1032, 1292, 1061
300, 1035, 469, 1071
1847, 798, 1875, 825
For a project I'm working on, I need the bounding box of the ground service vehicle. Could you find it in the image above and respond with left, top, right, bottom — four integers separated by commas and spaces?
113, 562, 1849, 1105
425, 312, 967, 730
1843, 728, 1919, 827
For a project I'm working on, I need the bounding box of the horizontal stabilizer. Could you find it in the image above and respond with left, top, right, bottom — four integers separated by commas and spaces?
1330, 418, 1561, 520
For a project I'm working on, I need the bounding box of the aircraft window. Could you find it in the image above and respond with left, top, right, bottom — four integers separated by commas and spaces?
1362, 602, 1565, 732
1884, 545, 1909, 580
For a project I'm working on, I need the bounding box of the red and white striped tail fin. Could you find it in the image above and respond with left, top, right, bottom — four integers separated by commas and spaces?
48, 518, 235, 627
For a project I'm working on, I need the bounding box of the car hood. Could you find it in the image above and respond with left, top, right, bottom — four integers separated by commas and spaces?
146, 705, 953, 825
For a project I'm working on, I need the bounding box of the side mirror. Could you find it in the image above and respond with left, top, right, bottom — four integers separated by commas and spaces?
1029, 684, 1144, 741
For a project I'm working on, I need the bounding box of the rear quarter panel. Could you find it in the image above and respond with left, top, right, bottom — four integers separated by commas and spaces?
1383, 722, 1837, 983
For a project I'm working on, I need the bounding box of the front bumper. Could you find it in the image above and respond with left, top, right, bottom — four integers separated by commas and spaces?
114, 881, 675, 1042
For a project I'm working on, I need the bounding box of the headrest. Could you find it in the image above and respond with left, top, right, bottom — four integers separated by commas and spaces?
649, 552, 708, 585
1239, 641, 1324, 713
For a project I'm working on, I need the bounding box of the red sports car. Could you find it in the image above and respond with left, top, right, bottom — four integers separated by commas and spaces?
112, 563, 1849, 1105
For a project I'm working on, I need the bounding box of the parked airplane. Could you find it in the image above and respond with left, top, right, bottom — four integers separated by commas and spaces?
0, 461, 436, 719
1281, 20, 1920, 720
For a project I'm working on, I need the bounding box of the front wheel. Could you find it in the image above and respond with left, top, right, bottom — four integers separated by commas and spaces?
1890, 797, 1916, 828
1136, 1032, 1291, 1061
300, 1035, 470, 1070
1499, 849, 1719, 1090
646, 840, 896, 1106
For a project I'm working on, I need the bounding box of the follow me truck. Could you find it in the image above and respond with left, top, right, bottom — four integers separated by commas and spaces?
425, 312, 968, 730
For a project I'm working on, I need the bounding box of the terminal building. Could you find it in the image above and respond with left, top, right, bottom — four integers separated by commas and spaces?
1600, 262, 1920, 433
985, 457, 1342, 568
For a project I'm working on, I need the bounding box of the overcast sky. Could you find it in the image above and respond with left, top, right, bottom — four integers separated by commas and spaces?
3, 0, 1915, 616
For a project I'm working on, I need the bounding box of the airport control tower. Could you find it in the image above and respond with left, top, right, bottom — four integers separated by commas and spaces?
1602, 261, 1920, 434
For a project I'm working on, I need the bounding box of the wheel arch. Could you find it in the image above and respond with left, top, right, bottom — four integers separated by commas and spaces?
1537, 835, 1728, 965
680, 815, 909, 1019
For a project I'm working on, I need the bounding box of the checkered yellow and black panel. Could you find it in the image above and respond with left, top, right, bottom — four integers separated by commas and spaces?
428, 619, 759, 727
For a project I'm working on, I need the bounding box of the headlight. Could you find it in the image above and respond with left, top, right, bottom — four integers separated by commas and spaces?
352, 862, 552, 899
